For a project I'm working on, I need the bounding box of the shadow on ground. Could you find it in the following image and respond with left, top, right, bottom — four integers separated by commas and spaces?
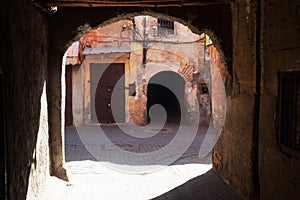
153, 169, 241, 200
62, 125, 241, 200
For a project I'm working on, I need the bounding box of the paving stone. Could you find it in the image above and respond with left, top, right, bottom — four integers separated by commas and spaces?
41, 124, 240, 200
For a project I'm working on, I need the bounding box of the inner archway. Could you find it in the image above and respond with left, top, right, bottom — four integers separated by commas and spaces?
55, 10, 229, 200
147, 71, 185, 124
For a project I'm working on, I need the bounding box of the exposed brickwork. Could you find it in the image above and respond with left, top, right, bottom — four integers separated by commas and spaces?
128, 92, 147, 126
208, 44, 226, 127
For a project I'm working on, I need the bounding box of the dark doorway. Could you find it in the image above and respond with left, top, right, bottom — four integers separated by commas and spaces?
0, 69, 5, 199
65, 64, 73, 126
90, 63, 125, 123
147, 71, 185, 123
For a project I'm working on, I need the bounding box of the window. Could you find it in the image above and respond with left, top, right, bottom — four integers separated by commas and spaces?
157, 18, 174, 35
279, 71, 300, 151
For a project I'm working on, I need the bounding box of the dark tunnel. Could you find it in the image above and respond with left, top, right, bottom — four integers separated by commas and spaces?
147, 71, 185, 123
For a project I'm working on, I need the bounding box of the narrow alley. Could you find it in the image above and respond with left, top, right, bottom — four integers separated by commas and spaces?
2, 1, 300, 200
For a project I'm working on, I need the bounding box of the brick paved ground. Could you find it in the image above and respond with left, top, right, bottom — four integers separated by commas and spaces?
41, 124, 240, 200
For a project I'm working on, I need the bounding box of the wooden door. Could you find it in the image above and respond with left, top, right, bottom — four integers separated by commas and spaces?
65, 65, 73, 126
90, 63, 125, 123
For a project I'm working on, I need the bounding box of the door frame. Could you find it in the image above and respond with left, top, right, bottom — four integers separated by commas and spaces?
65, 64, 74, 126
90, 63, 125, 123
80, 53, 131, 125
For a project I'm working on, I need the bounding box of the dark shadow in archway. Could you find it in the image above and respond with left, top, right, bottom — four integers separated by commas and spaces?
147, 71, 185, 124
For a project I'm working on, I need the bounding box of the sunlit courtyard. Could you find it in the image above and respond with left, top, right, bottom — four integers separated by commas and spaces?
42, 125, 213, 200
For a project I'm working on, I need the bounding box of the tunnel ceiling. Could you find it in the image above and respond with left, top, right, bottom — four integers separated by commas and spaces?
43, 0, 230, 7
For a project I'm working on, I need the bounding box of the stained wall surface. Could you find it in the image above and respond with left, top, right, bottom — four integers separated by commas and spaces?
69, 15, 211, 126
209, 1, 258, 198
259, 0, 300, 199
0, 0, 49, 199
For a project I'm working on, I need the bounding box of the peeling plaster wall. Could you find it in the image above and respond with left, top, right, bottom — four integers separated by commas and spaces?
132, 21, 211, 125
208, 44, 226, 127
0, 0, 49, 199
74, 16, 211, 125
259, 0, 300, 199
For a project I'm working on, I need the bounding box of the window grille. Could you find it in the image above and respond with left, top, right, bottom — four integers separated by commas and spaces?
157, 18, 174, 35
279, 71, 300, 151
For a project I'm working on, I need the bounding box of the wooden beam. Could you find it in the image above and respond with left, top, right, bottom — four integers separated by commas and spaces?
45, 0, 230, 7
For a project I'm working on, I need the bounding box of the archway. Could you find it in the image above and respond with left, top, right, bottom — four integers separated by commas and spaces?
50, 9, 231, 200
5, 0, 277, 199
147, 71, 185, 124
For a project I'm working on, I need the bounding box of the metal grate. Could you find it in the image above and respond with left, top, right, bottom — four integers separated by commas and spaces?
279, 71, 300, 151
157, 18, 174, 35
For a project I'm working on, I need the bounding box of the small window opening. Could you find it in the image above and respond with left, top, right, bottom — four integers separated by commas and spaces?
279, 71, 300, 151
157, 18, 174, 35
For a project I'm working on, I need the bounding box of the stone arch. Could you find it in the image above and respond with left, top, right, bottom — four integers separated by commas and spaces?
146, 71, 185, 123
48, 7, 232, 180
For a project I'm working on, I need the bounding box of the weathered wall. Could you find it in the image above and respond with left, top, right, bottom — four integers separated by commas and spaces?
213, 0, 258, 199
134, 15, 201, 66
48, 10, 68, 181
0, 0, 49, 199
74, 16, 210, 125
208, 44, 226, 126
259, 0, 300, 199
80, 19, 133, 48
26, 83, 49, 200
134, 16, 210, 126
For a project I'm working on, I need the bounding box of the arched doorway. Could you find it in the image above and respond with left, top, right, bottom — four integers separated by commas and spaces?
147, 71, 185, 124
53, 10, 230, 200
